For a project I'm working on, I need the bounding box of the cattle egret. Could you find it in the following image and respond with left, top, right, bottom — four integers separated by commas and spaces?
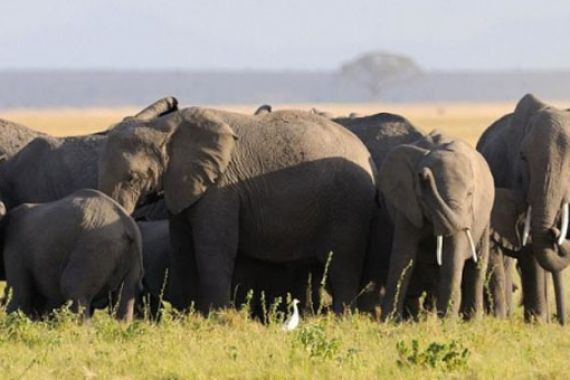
282, 299, 300, 331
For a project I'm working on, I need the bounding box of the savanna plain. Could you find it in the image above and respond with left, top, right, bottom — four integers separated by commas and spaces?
1, 102, 570, 379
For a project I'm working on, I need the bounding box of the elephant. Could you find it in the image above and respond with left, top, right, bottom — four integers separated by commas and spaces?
0, 97, 177, 220
97, 104, 378, 314
477, 93, 570, 322
378, 131, 495, 320
0, 189, 143, 322
0, 118, 46, 159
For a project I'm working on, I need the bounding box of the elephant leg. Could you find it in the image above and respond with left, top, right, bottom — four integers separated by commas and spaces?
461, 227, 490, 320
519, 249, 548, 322
168, 211, 199, 311
437, 235, 467, 318
328, 250, 364, 314
327, 206, 370, 315
6, 281, 35, 317
115, 266, 142, 323
5, 258, 36, 317
69, 297, 93, 320
358, 212, 393, 313
552, 270, 566, 325
381, 215, 420, 321
486, 247, 507, 318
190, 193, 239, 314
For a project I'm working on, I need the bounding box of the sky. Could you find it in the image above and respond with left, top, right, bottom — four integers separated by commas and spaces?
0, 0, 569, 71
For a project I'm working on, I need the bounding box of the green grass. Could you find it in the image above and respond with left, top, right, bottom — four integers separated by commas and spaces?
0, 304, 570, 379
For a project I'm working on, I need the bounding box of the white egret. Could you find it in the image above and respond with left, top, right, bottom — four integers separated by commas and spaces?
282, 299, 300, 331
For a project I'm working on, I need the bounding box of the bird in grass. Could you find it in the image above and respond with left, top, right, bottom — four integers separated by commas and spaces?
282, 299, 300, 331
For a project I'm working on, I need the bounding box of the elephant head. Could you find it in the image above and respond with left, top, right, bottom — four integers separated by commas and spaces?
511, 94, 570, 272
379, 132, 491, 265
98, 106, 237, 216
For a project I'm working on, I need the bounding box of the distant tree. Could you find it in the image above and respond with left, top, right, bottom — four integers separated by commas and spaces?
340, 51, 422, 97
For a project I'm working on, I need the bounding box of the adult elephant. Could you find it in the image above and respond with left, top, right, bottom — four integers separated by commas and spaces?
379, 131, 495, 319
477, 94, 570, 322
97, 106, 378, 314
0, 97, 176, 218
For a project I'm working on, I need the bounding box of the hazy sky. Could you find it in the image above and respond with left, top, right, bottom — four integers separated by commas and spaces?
1, 1, 569, 71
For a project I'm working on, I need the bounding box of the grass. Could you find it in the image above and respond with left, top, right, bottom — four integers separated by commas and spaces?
2, 102, 570, 379
1, 307, 570, 379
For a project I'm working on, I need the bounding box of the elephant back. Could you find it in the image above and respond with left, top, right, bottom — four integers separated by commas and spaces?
335, 112, 424, 170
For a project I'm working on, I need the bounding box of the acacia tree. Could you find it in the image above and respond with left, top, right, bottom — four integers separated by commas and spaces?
340, 51, 422, 97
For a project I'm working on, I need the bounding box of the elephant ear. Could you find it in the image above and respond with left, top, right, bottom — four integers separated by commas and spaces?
511, 93, 547, 131
490, 189, 526, 253
164, 108, 237, 214
134, 97, 179, 121
379, 144, 428, 228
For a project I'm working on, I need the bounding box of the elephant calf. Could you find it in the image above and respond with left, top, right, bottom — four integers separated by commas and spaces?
0, 189, 143, 322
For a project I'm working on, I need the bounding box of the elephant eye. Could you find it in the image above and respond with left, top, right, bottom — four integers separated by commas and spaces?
520, 152, 527, 162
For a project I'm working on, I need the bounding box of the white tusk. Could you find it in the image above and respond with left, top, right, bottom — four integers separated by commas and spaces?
558, 203, 569, 246
522, 206, 531, 247
466, 228, 478, 263
436, 235, 443, 266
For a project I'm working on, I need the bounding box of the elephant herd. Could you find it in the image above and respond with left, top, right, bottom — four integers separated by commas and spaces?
0, 93, 567, 325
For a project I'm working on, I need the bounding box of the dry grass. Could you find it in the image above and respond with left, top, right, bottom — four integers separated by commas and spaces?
2, 102, 570, 379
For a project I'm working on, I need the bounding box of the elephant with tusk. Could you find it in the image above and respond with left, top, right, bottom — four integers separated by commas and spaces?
477, 93, 570, 322
378, 131, 495, 320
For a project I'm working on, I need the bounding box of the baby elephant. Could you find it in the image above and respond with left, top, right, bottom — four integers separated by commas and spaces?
0, 189, 143, 322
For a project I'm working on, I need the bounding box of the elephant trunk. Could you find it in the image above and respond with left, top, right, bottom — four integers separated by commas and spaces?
421, 168, 466, 236
530, 204, 570, 273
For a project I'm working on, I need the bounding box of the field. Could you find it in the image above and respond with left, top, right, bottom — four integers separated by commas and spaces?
2, 102, 570, 379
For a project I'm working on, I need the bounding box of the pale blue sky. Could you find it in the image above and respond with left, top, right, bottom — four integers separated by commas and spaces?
0, 0, 568, 71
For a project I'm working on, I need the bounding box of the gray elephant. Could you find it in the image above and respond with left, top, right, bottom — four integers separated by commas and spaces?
97, 105, 378, 314
378, 131, 495, 319
0, 189, 143, 322
477, 93, 570, 322
0, 98, 177, 220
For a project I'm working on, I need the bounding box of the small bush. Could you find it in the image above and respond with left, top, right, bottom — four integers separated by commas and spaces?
295, 324, 341, 360
396, 339, 470, 370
